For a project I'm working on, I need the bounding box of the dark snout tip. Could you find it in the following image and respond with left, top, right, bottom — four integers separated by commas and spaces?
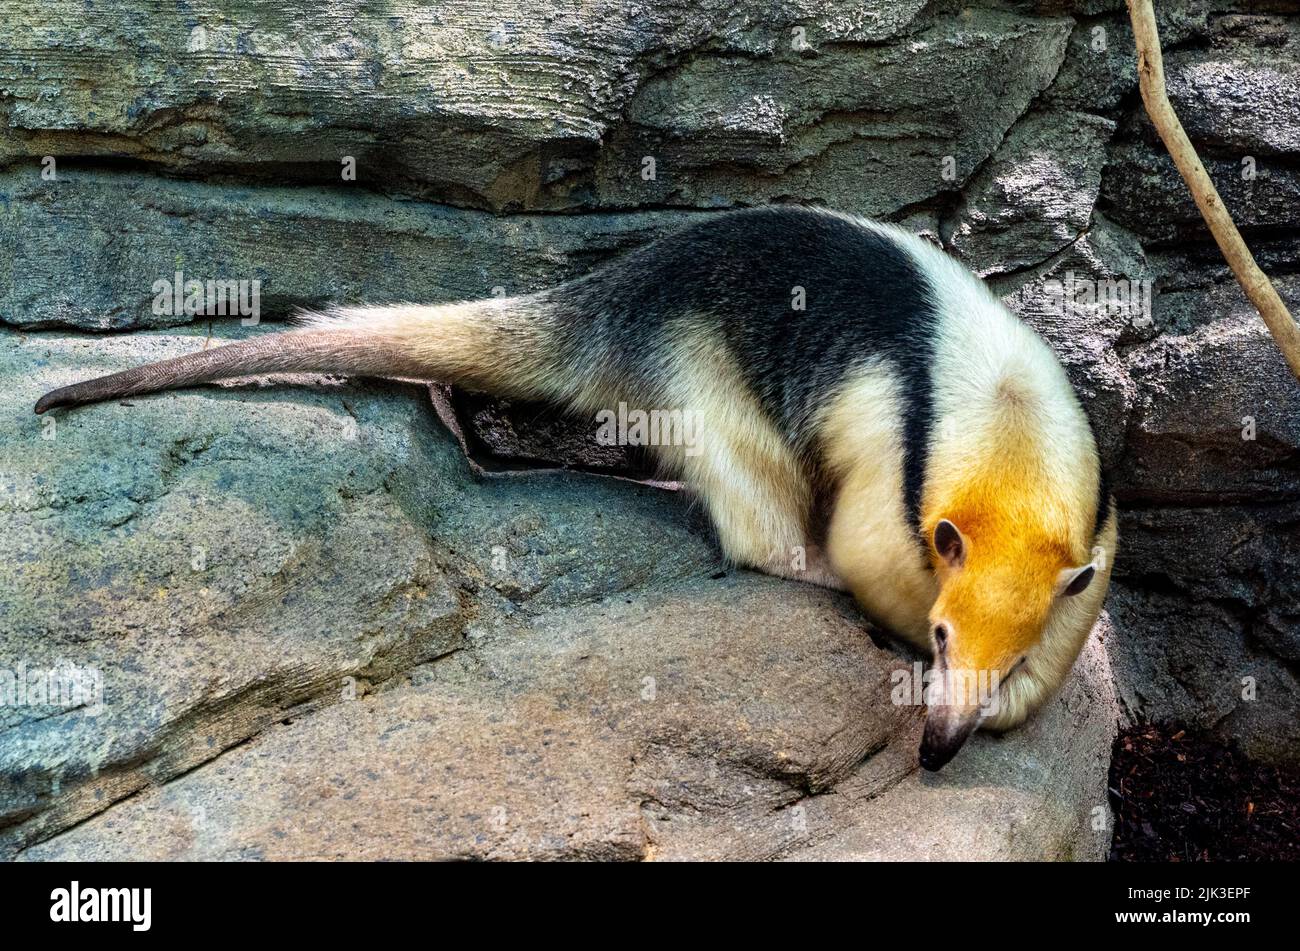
919, 714, 980, 772
918, 737, 962, 773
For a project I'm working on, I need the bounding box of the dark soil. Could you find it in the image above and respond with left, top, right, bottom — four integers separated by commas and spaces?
1109, 723, 1300, 861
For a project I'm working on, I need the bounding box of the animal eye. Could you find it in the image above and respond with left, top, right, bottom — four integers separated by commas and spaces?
1062, 565, 1096, 597
933, 623, 949, 649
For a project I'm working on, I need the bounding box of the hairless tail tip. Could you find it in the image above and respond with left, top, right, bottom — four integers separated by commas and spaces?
34, 390, 67, 415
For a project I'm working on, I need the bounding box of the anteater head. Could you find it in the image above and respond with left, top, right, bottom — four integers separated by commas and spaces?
917, 513, 1111, 772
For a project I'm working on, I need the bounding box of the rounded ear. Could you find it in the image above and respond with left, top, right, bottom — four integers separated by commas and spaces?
1057, 563, 1096, 597
933, 519, 966, 568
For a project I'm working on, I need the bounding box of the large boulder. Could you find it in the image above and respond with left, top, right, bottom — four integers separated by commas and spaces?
2, 326, 1117, 860
1104, 269, 1300, 763
0, 169, 693, 331
949, 110, 1115, 278
0, 3, 1062, 214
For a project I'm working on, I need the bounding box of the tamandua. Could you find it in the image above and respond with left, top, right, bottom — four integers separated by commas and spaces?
35, 206, 1118, 770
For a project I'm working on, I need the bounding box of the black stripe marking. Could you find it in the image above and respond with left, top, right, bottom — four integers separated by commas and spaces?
552, 206, 940, 542
1094, 468, 1113, 540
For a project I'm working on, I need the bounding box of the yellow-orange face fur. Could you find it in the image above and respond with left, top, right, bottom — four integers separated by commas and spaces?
932, 531, 1067, 678
926, 494, 1079, 687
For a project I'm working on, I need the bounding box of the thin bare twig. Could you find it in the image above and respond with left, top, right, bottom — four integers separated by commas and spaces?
1126, 0, 1300, 382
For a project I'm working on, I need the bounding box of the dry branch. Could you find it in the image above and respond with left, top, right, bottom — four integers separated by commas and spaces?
1126, 0, 1300, 382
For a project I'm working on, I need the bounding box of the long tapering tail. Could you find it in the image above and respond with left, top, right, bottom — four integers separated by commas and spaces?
34, 299, 562, 414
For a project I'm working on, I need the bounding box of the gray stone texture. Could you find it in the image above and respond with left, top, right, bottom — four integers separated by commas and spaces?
2, 0, 1297, 858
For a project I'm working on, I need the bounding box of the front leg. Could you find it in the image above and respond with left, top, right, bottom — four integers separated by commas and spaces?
656, 351, 846, 592
752, 541, 848, 591
674, 430, 845, 591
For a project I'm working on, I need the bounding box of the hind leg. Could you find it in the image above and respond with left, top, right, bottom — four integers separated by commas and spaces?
637, 337, 845, 590
671, 417, 845, 592
699, 477, 846, 591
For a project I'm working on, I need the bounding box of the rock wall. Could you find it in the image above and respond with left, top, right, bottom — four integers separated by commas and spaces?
1, 0, 1297, 858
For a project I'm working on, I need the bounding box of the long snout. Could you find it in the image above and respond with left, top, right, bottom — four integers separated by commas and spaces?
918, 657, 997, 771
919, 704, 981, 771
